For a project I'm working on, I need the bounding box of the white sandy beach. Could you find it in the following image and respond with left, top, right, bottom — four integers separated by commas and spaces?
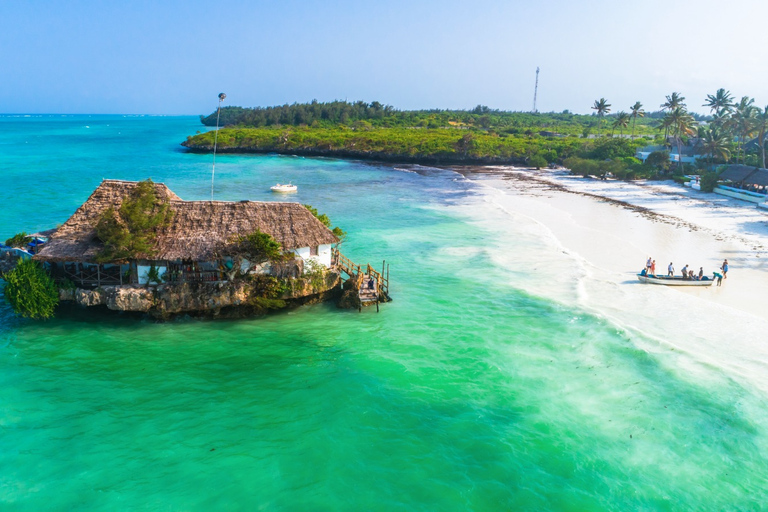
451, 166, 768, 394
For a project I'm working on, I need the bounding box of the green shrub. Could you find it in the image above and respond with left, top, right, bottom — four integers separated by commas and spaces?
235, 230, 282, 263
145, 264, 162, 285
95, 179, 173, 262
304, 259, 326, 290
528, 155, 547, 169
645, 151, 670, 172
303, 204, 331, 227
5, 233, 32, 248
2, 259, 59, 319
700, 172, 720, 192
249, 274, 286, 299
305, 204, 346, 242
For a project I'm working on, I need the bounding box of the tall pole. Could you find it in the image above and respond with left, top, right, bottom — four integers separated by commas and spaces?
532, 67, 540, 113
211, 92, 226, 201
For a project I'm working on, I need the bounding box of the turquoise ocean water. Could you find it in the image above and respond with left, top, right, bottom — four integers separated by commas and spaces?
1, 116, 767, 510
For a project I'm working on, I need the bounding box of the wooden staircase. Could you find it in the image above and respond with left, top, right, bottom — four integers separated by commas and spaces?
331, 248, 390, 311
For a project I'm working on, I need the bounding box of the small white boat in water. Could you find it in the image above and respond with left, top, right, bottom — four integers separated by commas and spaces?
637, 274, 715, 286
270, 183, 297, 193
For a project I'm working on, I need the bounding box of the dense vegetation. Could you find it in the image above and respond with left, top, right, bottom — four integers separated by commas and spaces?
200, 100, 661, 137
190, 94, 768, 180
95, 179, 173, 262
2, 259, 59, 319
184, 125, 649, 166
232, 230, 283, 265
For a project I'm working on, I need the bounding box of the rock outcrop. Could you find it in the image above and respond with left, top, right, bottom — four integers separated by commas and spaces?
59, 270, 342, 319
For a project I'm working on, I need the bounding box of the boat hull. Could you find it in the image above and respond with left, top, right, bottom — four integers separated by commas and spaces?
637, 274, 715, 286
270, 185, 297, 193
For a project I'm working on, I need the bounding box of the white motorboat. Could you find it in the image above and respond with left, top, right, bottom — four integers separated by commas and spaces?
637, 273, 715, 286
270, 183, 297, 193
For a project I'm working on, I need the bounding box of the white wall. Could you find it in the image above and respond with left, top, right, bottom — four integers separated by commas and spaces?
292, 244, 333, 268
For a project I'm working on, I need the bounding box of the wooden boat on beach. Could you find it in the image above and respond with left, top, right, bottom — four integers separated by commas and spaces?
637, 274, 715, 286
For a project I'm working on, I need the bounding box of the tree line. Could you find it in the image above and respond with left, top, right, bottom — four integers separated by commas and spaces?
590, 90, 768, 169
199, 100, 659, 137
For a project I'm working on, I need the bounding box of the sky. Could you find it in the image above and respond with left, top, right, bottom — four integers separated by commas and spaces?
3, 0, 768, 116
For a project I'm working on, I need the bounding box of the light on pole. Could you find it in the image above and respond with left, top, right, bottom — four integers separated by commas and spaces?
211, 92, 226, 201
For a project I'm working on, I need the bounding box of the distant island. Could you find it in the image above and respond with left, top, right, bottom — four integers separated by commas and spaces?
184, 93, 768, 182
182, 100, 659, 170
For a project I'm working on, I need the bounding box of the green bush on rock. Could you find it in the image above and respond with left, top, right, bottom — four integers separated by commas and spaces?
5, 232, 33, 248
2, 259, 59, 319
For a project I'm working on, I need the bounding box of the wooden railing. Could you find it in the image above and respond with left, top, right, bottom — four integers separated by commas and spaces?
331, 248, 390, 300
61, 263, 125, 287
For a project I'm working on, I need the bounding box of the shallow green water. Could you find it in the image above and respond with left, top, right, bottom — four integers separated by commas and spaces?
1, 116, 767, 510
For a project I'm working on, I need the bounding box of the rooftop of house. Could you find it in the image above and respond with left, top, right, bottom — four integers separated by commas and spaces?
35, 180, 339, 263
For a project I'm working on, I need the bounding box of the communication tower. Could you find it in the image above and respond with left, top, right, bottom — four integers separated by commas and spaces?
532, 67, 540, 113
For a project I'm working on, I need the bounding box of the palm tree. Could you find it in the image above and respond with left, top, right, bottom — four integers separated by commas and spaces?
591, 98, 611, 137
755, 106, 768, 169
703, 88, 734, 121
699, 126, 731, 167
630, 101, 645, 138
661, 92, 686, 112
657, 115, 675, 140
732, 96, 756, 163
613, 111, 630, 137
667, 107, 698, 169
660, 92, 686, 138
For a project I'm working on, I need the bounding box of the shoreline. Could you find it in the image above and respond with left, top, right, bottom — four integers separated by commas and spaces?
452, 165, 768, 254
443, 164, 768, 394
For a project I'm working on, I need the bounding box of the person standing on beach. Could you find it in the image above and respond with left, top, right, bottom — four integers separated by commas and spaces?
668, 262, 674, 277
722, 259, 729, 278
714, 271, 723, 286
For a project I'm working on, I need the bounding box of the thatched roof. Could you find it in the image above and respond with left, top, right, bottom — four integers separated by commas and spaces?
719, 165, 758, 184
35, 179, 339, 262
744, 169, 768, 187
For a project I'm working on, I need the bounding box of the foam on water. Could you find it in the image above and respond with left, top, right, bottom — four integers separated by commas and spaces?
454, 176, 768, 393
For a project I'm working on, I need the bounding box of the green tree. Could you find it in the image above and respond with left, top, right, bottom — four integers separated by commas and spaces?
660, 92, 686, 138
235, 230, 283, 264
591, 98, 611, 137
667, 107, 698, 170
661, 92, 686, 112
630, 101, 645, 138
2, 259, 59, 319
4, 233, 32, 248
698, 126, 731, 167
700, 171, 720, 192
563, 156, 599, 177
95, 179, 173, 262
529, 155, 547, 169
304, 205, 345, 243
613, 112, 630, 137
754, 105, 768, 169
645, 150, 670, 172
732, 96, 756, 163
703, 88, 734, 120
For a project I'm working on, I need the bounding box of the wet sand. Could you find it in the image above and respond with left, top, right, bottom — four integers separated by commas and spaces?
448, 165, 768, 394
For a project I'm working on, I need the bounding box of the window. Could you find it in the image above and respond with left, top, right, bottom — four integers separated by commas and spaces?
309, 246, 318, 256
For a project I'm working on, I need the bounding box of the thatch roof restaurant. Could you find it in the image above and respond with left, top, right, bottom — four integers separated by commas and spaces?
34, 180, 339, 287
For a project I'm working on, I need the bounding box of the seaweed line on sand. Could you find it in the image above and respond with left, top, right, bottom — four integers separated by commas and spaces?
450, 166, 766, 255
